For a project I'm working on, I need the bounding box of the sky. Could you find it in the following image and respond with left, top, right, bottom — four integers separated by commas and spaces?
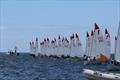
0, 0, 120, 52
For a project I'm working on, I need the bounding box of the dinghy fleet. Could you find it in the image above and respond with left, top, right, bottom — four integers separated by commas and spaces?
83, 22, 120, 80
29, 33, 83, 58
29, 23, 113, 61
29, 23, 120, 63
28, 23, 120, 65
5, 22, 119, 80
84, 23, 111, 65
28, 22, 120, 80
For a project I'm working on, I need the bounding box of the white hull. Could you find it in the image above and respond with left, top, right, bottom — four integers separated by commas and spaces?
6, 51, 19, 56
83, 69, 120, 80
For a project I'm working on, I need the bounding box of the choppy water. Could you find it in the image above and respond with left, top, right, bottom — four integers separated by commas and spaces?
0, 53, 112, 80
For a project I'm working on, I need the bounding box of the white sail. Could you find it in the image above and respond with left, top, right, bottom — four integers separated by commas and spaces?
48, 41, 51, 56
114, 36, 117, 58
41, 39, 47, 56
31, 41, 37, 56
93, 23, 100, 58
29, 42, 32, 53
42, 42, 44, 55
115, 22, 120, 62
64, 37, 69, 56
50, 40, 54, 56
58, 35, 62, 57
66, 39, 70, 56
46, 38, 50, 56
40, 42, 43, 55
43, 38, 47, 56
45, 39, 48, 56
85, 32, 91, 56
90, 30, 96, 58
104, 29, 111, 58
31, 42, 34, 54
70, 34, 76, 57
89, 23, 101, 59
35, 37, 39, 56
75, 33, 83, 57
97, 29, 104, 55
61, 37, 65, 56
54, 38, 57, 56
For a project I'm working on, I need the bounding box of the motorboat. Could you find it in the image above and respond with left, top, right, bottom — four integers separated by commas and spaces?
83, 69, 120, 80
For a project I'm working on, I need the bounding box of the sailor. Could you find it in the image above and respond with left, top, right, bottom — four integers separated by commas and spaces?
93, 57, 96, 61
83, 55, 88, 61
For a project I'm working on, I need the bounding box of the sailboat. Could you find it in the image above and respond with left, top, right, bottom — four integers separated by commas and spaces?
99, 28, 110, 63
108, 22, 120, 70
40, 42, 44, 56
88, 23, 101, 60
70, 34, 76, 57
35, 37, 39, 56
84, 23, 100, 65
75, 33, 84, 58
64, 37, 70, 58
7, 46, 19, 56
115, 22, 120, 63
29, 37, 39, 57
84, 23, 110, 65
104, 28, 111, 58
57, 35, 62, 57
85, 32, 90, 57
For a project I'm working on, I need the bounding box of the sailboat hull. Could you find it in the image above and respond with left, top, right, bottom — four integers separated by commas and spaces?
83, 69, 120, 80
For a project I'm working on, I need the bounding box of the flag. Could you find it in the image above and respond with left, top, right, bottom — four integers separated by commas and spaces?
94, 23, 99, 32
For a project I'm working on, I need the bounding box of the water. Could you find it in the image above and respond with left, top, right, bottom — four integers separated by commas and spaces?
0, 53, 110, 80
